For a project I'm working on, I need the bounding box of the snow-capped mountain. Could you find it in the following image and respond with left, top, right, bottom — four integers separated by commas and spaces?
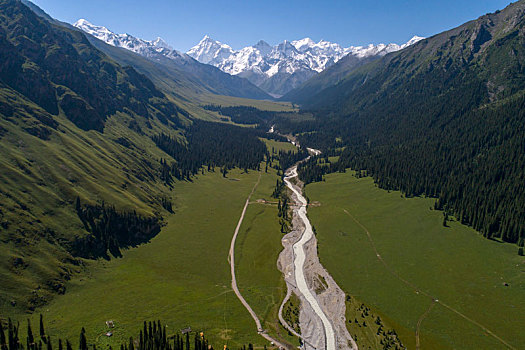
73, 19, 272, 100
74, 19, 186, 61
187, 36, 424, 96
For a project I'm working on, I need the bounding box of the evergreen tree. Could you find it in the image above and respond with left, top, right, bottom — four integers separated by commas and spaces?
27, 320, 34, 350
79, 328, 87, 350
39, 315, 45, 338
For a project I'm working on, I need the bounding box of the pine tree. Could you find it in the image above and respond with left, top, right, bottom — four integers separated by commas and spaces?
27, 320, 34, 350
79, 328, 87, 350
75, 197, 81, 214
39, 315, 45, 338
0, 324, 5, 348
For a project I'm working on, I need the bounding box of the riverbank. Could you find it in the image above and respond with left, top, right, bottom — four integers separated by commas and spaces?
278, 162, 357, 350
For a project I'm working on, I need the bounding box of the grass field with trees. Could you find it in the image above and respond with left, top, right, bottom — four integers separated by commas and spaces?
305, 171, 524, 349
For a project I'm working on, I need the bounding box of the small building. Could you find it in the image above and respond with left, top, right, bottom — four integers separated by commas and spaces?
105, 332, 113, 337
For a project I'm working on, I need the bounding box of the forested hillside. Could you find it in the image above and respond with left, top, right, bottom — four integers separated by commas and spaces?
0, 0, 271, 311
283, 0, 525, 248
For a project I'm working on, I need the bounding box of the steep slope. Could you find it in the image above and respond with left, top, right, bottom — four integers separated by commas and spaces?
281, 53, 379, 104
72, 19, 272, 101
293, 0, 525, 247
187, 35, 423, 96
0, 0, 269, 311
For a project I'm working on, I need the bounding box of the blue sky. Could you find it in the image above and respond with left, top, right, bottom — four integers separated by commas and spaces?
31, 0, 512, 51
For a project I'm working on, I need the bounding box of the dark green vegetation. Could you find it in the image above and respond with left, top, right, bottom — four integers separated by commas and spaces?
2, 0, 525, 348
306, 171, 524, 349
152, 121, 267, 179
201, 105, 314, 138
344, 295, 404, 350
281, 294, 300, 335
1, 317, 214, 350
202, 105, 285, 126
282, 0, 525, 247
73, 199, 161, 260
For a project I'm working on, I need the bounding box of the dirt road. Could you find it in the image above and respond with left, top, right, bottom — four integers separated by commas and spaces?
228, 174, 289, 349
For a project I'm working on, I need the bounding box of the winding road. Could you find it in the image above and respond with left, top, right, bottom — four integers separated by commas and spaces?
228, 174, 289, 348
284, 165, 336, 350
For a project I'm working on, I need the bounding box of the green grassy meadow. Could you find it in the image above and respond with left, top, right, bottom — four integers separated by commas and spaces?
305, 172, 525, 349
234, 179, 299, 347
6, 168, 267, 348
200, 95, 297, 112
1, 137, 301, 349
262, 138, 298, 154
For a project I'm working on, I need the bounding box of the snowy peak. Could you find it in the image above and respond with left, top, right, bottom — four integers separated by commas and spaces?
186, 35, 424, 95
253, 40, 272, 56
186, 36, 234, 65
402, 35, 425, 48
152, 37, 172, 50
73, 18, 181, 59
276, 40, 298, 54
292, 37, 316, 51
74, 19, 114, 43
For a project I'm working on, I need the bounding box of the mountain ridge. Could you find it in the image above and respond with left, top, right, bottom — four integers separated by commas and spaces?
73, 19, 273, 101
187, 35, 424, 96
287, 0, 525, 247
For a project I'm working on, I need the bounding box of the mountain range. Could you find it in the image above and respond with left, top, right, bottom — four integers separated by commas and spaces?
187, 35, 424, 96
73, 19, 272, 101
72, 18, 424, 97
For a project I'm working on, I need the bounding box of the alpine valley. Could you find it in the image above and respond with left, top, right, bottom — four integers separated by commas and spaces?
0, 0, 524, 350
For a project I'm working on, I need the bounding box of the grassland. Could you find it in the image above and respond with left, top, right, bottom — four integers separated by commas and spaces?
200, 94, 297, 112
1, 137, 301, 348
231, 138, 300, 346
262, 138, 298, 154
7, 168, 263, 348
305, 171, 525, 349
234, 177, 299, 347
344, 295, 404, 349
0, 94, 177, 311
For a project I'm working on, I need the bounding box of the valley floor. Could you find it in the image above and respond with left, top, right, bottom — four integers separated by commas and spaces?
3, 166, 288, 348
3, 151, 523, 350
305, 171, 525, 349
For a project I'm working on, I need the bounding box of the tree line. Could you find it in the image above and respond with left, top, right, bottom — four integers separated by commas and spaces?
152, 120, 268, 181
0, 317, 265, 350
286, 75, 525, 249
72, 198, 161, 259
0, 317, 217, 350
